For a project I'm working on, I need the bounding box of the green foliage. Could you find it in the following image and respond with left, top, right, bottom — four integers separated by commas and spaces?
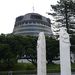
70, 35, 75, 53
46, 37, 59, 64
50, 0, 75, 35
0, 34, 59, 69
50, 0, 75, 53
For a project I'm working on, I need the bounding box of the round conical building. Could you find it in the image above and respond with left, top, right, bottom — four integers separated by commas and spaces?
13, 13, 53, 36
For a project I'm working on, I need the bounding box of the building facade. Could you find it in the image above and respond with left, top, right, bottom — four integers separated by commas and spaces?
13, 13, 53, 36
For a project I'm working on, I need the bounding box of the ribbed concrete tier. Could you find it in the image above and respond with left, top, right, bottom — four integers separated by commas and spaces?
13, 13, 53, 36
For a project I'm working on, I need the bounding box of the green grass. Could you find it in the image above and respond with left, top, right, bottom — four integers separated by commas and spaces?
13, 63, 36, 71
47, 64, 60, 73
1, 63, 75, 73
12, 63, 60, 73
71, 64, 75, 72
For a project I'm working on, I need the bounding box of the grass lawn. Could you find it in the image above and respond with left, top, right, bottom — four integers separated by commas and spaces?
13, 63, 75, 72
13, 63, 36, 71
47, 64, 60, 73
0, 63, 75, 73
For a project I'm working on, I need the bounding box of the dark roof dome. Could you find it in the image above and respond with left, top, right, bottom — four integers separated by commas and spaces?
15, 13, 51, 25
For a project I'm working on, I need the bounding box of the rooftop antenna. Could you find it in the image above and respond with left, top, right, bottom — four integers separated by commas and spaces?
32, 4, 35, 13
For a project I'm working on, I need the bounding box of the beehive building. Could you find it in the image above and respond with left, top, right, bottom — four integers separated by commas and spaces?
13, 13, 53, 36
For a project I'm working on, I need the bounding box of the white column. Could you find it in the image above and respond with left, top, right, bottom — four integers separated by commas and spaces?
37, 32, 46, 75
59, 27, 71, 75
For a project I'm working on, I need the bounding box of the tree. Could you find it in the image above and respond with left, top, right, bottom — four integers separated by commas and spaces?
48, 0, 75, 36
0, 34, 26, 70
46, 37, 59, 64
0, 44, 16, 70
0, 34, 37, 66
70, 35, 75, 53
23, 36, 37, 66
48, 0, 75, 59
0, 34, 59, 67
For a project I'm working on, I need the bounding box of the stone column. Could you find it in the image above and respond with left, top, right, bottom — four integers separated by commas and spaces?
37, 32, 46, 75
59, 27, 71, 75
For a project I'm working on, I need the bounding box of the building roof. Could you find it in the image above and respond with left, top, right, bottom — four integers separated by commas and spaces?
15, 13, 51, 26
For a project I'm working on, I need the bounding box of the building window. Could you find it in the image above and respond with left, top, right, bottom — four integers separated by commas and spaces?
16, 16, 24, 22
30, 14, 42, 20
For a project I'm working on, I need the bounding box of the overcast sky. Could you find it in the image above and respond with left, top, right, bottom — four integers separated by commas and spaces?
0, 0, 58, 34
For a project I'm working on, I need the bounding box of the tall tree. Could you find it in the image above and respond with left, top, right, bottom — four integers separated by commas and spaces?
48, 0, 75, 36
48, 0, 75, 57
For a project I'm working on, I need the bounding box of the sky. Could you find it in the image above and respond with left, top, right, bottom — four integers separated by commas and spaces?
0, 0, 59, 34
